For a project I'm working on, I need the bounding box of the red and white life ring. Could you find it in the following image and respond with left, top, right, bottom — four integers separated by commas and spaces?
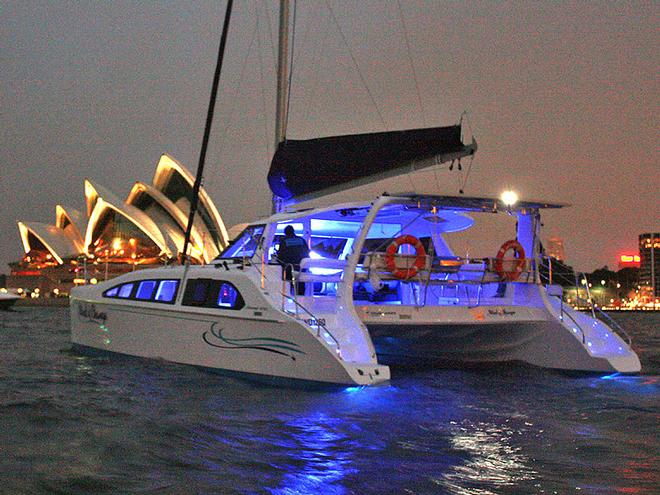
494, 240, 526, 281
385, 235, 427, 280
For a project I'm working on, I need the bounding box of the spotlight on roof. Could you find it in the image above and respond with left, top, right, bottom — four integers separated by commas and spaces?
500, 190, 519, 207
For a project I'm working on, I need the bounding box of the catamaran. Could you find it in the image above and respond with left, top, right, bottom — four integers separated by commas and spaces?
70, 0, 640, 385
70, 189, 641, 384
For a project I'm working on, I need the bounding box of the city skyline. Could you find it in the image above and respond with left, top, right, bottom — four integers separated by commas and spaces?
2, 1, 658, 273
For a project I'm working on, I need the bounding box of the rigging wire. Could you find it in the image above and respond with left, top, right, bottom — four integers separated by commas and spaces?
261, 0, 276, 65
181, 0, 233, 263
215, 10, 259, 151
301, 6, 328, 127
324, 0, 387, 129
407, 171, 417, 193
458, 111, 476, 193
433, 167, 442, 192
396, 0, 426, 126
284, 0, 297, 134
256, 4, 271, 160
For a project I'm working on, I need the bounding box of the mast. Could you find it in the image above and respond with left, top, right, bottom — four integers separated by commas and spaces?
272, 0, 290, 214
181, 0, 233, 263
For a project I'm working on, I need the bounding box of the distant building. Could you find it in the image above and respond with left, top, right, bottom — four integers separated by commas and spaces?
638, 232, 659, 299
8, 154, 229, 297
546, 237, 565, 261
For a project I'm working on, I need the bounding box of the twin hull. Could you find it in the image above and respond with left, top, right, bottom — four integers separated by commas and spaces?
358, 301, 641, 373
70, 268, 640, 384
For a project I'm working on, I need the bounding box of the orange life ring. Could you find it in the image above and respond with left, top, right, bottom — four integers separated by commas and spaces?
385, 235, 427, 280
494, 240, 526, 281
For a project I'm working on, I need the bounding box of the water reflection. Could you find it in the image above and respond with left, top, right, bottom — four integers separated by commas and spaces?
270, 412, 359, 495
590, 374, 660, 394
439, 420, 536, 494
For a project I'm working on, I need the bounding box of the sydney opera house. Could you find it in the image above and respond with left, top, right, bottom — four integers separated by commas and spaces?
9, 154, 229, 296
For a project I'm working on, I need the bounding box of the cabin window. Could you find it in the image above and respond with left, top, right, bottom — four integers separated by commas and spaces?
118, 283, 134, 298
182, 279, 244, 310
182, 279, 211, 306
103, 279, 179, 304
217, 283, 239, 308
155, 280, 179, 303
218, 225, 265, 259
136, 280, 157, 300
104, 286, 119, 297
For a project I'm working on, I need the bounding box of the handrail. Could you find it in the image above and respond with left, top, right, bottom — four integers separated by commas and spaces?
558, 305, 586, 344
538, 256, 633, 347
592, 305, 633, 347
578, 272, 597, 319
278, 263, 342, 354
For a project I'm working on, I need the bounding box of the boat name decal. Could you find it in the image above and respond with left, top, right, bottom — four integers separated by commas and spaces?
202, 322, 305, 360
78, 303, 107, 323
488, 308, 516, 316
303, 317, 326, 327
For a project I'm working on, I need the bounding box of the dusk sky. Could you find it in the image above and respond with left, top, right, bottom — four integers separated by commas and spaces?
1, 0, 657, 273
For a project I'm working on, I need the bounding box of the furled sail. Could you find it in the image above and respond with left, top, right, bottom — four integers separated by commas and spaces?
268, 124, 476, 201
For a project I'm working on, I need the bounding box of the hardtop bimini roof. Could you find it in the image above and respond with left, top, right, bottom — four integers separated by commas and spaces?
396, 193, 568, 212
247, 193, 567, 228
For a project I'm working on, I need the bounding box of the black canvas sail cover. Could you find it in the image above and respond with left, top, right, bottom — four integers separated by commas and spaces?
268, 124, 476, 201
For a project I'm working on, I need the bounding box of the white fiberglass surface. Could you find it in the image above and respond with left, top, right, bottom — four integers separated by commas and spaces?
546, 296, 631, 357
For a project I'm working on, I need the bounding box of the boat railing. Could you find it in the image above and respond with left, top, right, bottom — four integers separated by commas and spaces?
278, 263, 342, 355
538, 257, 632, 347
358, 252, 536, 307
361, 252, 534, 283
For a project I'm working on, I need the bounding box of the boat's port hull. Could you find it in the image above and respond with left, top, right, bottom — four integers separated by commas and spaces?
70, 298, 389, 386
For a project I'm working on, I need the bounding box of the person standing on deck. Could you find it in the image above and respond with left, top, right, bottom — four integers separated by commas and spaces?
276, 225, 309, 295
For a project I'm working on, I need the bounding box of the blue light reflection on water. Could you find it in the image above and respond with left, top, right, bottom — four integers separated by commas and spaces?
592, 373, 660, 394
1, 308, 659, 494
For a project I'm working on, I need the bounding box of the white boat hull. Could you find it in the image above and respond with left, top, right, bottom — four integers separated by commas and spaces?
358, 301, 641, 373
70, 271, 389, 387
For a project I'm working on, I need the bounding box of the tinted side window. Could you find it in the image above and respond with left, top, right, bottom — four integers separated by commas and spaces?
136, 280, 157, 300
182, 279, 212, 306
182, 279, 244, 310
155, 280, 179, 302
104, 286, 119, 297
118, 283, 134, 298
218, 225, 265, 259
103, 279, 179, 304
217, 282, 240, 308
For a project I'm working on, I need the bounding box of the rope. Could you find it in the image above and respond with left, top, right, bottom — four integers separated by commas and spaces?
396, 0, 426, 125
460, 155, 475, 194
324, 0, 387, 129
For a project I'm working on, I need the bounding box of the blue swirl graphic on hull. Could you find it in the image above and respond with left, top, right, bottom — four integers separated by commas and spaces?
202, 323, 305, 360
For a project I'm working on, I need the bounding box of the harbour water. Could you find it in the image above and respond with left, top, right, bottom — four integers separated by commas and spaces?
1, 308, 658, 494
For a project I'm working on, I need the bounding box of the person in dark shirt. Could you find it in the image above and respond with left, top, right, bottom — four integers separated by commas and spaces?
276, 225, 310, 295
